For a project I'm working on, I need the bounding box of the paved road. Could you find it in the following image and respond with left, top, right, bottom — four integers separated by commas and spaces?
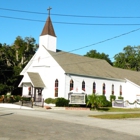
0, 106, 140, 140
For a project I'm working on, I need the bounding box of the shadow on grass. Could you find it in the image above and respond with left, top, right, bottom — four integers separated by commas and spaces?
97, 107, 110, 111
90, 107, 110, 111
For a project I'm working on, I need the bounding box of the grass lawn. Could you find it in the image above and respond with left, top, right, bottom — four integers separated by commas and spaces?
89, 113, 140, 119
96, 107, 140, 112
89, 107, 140, 119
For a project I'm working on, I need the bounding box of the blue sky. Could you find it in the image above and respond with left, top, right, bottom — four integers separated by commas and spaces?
1, 0, 140, 61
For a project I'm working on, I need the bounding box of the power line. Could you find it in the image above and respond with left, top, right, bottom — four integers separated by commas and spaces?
65, 28, 140, 53
0, 15, 45, 22
51, 14, 140, 19
1, 7, 140, 19
0, 8, 47, 15
1, 15, 140, 26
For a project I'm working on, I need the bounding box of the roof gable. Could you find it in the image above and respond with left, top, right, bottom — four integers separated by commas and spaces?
27, 72, 45, 87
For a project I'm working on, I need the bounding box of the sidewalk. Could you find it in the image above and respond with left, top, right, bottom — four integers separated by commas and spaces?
0, 103, 66, 111
1, 103, 140, 116
0, 103, 96, 116
0, 103, 34, 110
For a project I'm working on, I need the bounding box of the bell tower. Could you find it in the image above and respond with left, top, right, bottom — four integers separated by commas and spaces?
39, 7, 57, 52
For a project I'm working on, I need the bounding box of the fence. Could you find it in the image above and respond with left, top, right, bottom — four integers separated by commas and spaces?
112, 100, 140, 108
112, 100, 124, 107
21, 98, 33, 108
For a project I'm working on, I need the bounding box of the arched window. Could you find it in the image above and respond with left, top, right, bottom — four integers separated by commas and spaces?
120, 85, 122, 96
82, 80, 85, 91
55, 79, 58, 97
93, 82, 96, 94
70, 79, 74, 91
102, 83, 105, 95
112, 84, 114, 95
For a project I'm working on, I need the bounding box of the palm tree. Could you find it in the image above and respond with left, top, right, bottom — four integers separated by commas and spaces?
86, 94, 98, 110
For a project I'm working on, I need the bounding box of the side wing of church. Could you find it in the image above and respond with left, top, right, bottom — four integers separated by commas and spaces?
19, 13, 140, 105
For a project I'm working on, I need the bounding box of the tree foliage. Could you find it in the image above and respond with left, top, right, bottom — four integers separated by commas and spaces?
86, 94, 110, 109
84, 50, 113, 65
0, 36, 37, 95
86, 94, 98, 109
113, 45, 140, 71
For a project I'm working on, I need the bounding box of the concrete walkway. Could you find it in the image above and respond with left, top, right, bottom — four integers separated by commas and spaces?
0, 103, 34, 110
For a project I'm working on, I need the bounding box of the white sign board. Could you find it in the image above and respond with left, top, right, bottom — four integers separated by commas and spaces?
69, 93, 86, 104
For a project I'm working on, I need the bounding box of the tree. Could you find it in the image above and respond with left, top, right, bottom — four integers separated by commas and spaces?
86, 94, 98, 109
114, 45, 140, 71
0, 36, 37, 95
12, 36, 37, 68
0, 44, 14, 94
86, 94, 110, 109
84, 50, 113, 65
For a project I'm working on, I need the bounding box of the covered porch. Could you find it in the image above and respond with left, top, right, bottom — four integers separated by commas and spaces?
18, 72, 46, 104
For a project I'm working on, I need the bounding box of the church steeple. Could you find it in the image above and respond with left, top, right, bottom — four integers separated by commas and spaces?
39, 7, 57, 52
40, 16, 56, 37
40, 7, 56, 37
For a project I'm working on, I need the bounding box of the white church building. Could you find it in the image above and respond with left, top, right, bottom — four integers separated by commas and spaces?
19, 14, 140, 105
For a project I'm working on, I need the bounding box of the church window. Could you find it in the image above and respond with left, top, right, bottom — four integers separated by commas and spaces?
82, 80, 85, 91
70, 79, 74, 91
55, 79, 58, 97
120, 85, 122, 96
112, 84, 114, 95
102, 83, 105, 95
93, 82, 96, 94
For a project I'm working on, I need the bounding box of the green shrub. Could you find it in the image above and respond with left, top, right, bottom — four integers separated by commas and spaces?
118, 96, 124, 100
21, 97, 31, 101
55, 98, 69, 107
69, 104, 80, 107
110, 95, 116, 102
86, 94, 110, 109
13, 95, 21, 102
106, 100, 112, 107
4, 95, 11, 103
96, 95, 109, 107
45, 98, 57, 104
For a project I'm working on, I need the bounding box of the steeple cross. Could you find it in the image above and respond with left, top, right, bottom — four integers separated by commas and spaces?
47, 7, 52, 16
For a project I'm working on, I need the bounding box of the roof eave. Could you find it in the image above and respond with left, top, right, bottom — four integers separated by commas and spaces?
65, 73, 125, 82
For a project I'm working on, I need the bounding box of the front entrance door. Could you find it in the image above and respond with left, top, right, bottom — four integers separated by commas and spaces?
34, 88, 42, 102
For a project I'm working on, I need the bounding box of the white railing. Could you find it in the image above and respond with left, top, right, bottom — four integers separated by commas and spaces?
112, 100, 140, 108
